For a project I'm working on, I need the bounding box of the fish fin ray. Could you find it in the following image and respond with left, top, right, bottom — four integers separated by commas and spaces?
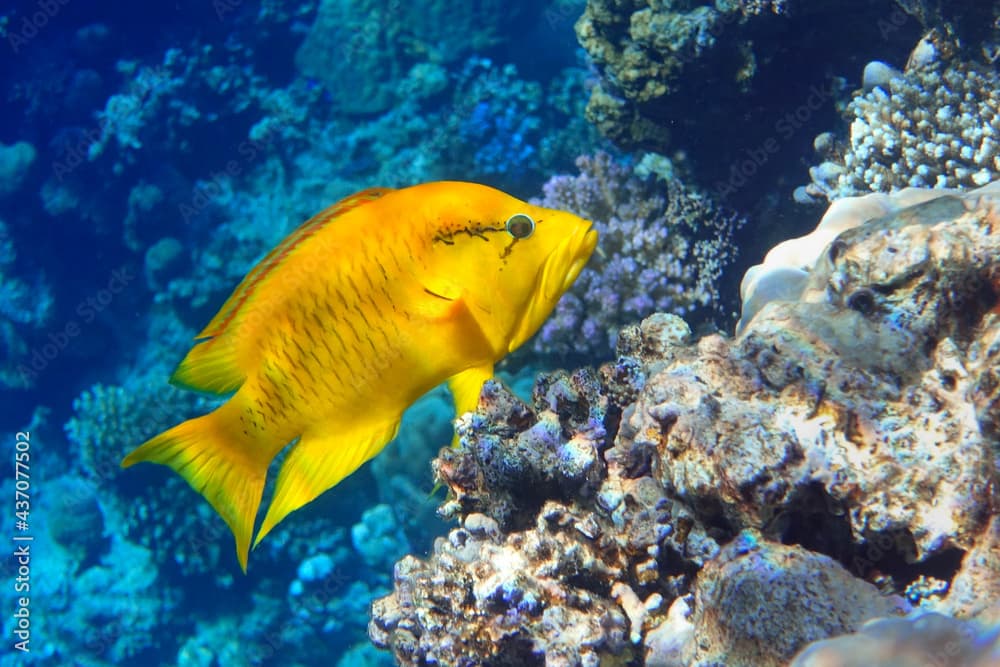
170, 334, 244, 394
121, 405, 272, 572
448, 364, 493, 422
253, 417, 401, 547
196, 187, 394, 341
447, 364, 493, 448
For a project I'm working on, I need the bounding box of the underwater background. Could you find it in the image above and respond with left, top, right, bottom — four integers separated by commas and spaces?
1, 0, 999, 665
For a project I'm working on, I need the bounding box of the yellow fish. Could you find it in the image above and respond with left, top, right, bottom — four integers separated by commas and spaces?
122, 182, 597, 571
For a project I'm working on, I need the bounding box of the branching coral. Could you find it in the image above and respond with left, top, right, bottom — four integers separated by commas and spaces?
805, 59, 1000, 200
529, 152, 742, 361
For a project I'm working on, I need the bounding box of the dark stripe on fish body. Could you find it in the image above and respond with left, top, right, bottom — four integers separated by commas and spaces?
308, 348, 324, 371
347, 274, 363, 303
353, 303, 372, 330
343, 314, 363, 345
294, 302, 317, 345
324, 299, 343, 337
335, 287, 350, 311
372, 321, 391, 347
328, 363, 345, 387
388, 248, 403, 274
383, 288, 398, 313
317, 330, 335, 360
331, 327, 348, 355
364, 291, 382, 317
362, 266, 376, 294
286, 359, 308, 393
291, 338, 316, 381
319, 283, 337, 322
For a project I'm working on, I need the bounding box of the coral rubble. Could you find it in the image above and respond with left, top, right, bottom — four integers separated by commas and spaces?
371, 187, 1000, 665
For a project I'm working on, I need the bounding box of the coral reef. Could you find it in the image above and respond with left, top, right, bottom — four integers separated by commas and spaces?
572, 0, 933, 193
370, 506, 634, 666
0, 218, 54, 389
655, 536, 910, 666
575, 0, 997, 189
738, 181, 998, 330
371, 188, 1000, 665
65, 378, 215, 485
295, 0, 531, 115
0, 141, 36, 198
529, 153, 742, 361
10, 527, 178, 666
351, 504, 412, 576
804, 59, 1000, 201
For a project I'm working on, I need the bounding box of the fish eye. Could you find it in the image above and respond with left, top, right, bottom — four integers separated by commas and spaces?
505, 213, 535, 239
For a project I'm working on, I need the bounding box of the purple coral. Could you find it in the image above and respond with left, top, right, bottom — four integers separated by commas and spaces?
531, 152, 742, 361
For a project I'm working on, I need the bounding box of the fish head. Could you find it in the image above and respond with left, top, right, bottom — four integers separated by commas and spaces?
424, 183, 597, 356
499, 202, 597, 353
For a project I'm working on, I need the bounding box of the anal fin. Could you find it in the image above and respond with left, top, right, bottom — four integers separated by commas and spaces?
253, 416, 401, 547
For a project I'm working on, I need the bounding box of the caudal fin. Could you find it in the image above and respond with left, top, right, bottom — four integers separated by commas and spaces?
121, 406, 269, 572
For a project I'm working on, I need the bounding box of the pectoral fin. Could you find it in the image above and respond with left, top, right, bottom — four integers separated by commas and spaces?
447, 364, 493, 448
448, 364, 493, 419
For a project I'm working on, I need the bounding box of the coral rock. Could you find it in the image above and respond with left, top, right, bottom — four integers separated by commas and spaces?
675, 536, 910, 667
373, 188, 1000, 665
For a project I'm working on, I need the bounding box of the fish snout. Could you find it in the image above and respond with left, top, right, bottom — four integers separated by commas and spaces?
557, 223, 598, 296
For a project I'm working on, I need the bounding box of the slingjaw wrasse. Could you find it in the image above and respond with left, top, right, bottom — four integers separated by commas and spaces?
122, 182, 597, 571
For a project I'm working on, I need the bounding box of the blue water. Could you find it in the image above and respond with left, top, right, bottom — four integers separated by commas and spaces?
0, 0, 992, 665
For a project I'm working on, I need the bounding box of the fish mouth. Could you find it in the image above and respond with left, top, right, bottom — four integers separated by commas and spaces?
564, 227, 598, 292
545, 224, 598, 301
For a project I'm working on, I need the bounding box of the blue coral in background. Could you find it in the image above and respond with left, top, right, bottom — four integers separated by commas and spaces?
2, 0, 997, 665
0, 218, 53, 390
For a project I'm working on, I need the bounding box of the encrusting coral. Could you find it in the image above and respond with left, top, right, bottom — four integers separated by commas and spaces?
370, 185, 1000, 666
739, 181, 1000, 331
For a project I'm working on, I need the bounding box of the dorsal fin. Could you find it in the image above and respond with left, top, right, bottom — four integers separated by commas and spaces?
196, 186, 393, 341
171, 187, 393, 394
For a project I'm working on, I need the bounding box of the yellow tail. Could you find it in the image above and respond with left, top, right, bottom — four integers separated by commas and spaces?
121, 404, 269, 572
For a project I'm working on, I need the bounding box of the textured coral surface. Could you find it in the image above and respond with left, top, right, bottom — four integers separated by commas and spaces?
372, 189, 1000, 665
